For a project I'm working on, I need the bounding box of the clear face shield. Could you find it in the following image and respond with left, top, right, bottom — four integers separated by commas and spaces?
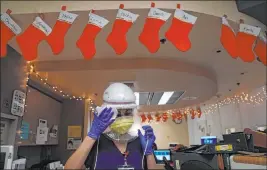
103, 108, 142, 143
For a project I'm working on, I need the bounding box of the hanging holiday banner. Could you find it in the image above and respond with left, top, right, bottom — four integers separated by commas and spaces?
140, 113, 147, 123
147, 114, 153, 123
155, 113, 162, 122
196, 106, 202, 118
1, 9, 22, 57
16, 16, 52, 61
176, 111, 183, 120
171, 112, 177, 121
162, 112, 168, 122
254, 32, 266, 66
107, 4, 139, 55
165, 4, 197, 52
190, 109, 196, 119
47, 6, 78, 55
236, 21, 261, 63
220, 15, 237, 59
139, 2, 171, 53
77, 10, 109, 59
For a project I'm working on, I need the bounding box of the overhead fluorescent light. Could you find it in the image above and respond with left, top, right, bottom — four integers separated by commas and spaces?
134, 92, 139, 105
158, 91, 174, 105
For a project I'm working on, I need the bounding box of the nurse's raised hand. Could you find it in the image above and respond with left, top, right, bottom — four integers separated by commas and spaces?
88, 107, 115, 139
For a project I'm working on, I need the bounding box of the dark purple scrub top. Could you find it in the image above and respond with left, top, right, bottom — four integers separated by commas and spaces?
85, 134, 147, 169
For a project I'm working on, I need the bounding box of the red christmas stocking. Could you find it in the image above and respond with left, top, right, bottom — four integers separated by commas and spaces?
254, 32, 266, 66
76, 11, 109, 59
139, 3, 171, 53
107, 4, 139, 55
236, 23, 261, 62
165, 5, 197, 52
47, 6, 78, 55
220, 16, 237, 58
1, 10, 22, 57
16, 17, 52, 61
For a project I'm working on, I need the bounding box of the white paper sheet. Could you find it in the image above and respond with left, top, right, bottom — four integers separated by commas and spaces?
36, 127, 48, 144
38, 119, 47, 128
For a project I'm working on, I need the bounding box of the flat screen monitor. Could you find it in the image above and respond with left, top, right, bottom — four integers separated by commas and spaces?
0, 145, 13, 170
201, 136, 217, 145
223, 133, 249, 151
153, 149, 171, 164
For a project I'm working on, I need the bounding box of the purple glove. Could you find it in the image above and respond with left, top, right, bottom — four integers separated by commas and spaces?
138, 125, 156, 155
88, 107, 115, 139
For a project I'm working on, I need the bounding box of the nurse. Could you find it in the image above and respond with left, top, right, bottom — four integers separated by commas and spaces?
65, 83, 157, 169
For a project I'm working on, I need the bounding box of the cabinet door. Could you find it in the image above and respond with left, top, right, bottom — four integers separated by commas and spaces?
0, 119, 9, 145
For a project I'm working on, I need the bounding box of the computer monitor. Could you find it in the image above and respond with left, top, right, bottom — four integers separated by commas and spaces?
223, 133, 250, 151
201, 136, 217, 145
0, 145, 14, 169
153, 149, 171, 164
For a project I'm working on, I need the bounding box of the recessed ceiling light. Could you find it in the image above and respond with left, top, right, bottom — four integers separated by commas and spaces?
216, 50, 221, 53
158, 91, 174, 105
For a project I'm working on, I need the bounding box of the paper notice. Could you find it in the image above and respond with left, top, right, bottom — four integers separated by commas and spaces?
36, 126, 48, 144
68, 126, 81, 138
67, 138, 82, 150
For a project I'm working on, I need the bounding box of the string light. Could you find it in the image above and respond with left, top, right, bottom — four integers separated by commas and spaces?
202, 86, 267, 115
25, 62, 96, 106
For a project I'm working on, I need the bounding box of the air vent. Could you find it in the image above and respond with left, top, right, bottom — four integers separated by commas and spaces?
166, 91, 185, 104
139, 92, 149, 105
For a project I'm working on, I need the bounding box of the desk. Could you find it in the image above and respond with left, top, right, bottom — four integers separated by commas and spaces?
230, 155, 267, 169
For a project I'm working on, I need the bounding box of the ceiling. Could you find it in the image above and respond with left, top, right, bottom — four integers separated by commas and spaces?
5, 4, 267, 111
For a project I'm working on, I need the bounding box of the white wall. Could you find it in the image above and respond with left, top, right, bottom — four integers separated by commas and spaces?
188, 86, 267, 145
148, 118, 189, 149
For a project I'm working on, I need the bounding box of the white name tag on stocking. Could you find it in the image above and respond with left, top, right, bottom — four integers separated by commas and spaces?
32, 17, 52, 36
174, 9, 197, 24
239, 24, 261, 37
1, 13, 22, 35
88, 12, 109, 28
58, 11, 78, 24
148, 8, 171, 21
116, 9, 139, 23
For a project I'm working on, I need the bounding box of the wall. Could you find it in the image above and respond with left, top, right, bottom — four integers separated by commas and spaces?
1, 46, 27, 114
1, 46, 64, 168
188, 86, 267, 145
1, 46, 27, 160
55, 99, 85, 164
149, 118, 189, 148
